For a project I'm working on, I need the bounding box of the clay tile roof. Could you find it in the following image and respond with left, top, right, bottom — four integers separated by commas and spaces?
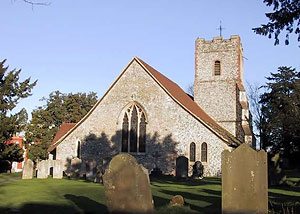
136, 57, 241, 146
48, 123, 76, 152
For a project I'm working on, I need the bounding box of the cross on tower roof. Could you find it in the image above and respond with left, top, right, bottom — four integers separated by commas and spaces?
216, 21, 225, 37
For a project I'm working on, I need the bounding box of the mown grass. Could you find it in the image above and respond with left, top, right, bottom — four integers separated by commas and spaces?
0, 172, 299, 214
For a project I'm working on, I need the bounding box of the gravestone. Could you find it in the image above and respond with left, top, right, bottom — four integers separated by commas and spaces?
53, 160, 63, 179
176, 156, 188, 178
37, 160, 48, 179
192, 161, 204, 179
69, 157, 82, 178
103, 153, 154, 214
169, 195, 184, 207
268, 153, 286, 186
222, 144, 268, 214
22, 159, 34, 179
86, 160, 97, 181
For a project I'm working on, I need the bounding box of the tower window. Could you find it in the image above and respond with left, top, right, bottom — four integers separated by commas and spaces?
77, 141, 81, 158
214, 61, 221, 76
201, 142, 207, 162
122, 104, 147, 153
190, 142, 196, 162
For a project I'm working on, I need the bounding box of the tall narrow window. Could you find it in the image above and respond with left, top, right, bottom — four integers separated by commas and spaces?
201, 142, 207, 162
190, 142, 196, 162
121, 104, 147, 153
122, 113, 129, 152
139, 113, 146, 153
130, 107, 138, 152
77, 141, 81, 158
214, 61, 221, 76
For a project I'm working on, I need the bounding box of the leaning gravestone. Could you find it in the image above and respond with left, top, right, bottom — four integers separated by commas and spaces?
22, 159, 34, 179
37, 160, 48, 179
103, 154, 154, 214
222, 144, 268, 214
53, 160, 63, 179
176, 156, 188, 179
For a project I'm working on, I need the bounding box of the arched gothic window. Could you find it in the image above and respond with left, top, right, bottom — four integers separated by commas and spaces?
201, 142, 207, 162
190, 142, 196, 162
122, 104, 147, 153
214, 61, 221, 76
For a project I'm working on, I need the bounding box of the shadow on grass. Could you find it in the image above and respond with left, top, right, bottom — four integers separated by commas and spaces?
64, 194, 108, 213
151, 176, 221, 187
0, 195, 108, 214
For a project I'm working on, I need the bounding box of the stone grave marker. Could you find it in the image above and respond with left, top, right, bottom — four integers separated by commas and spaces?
37, 160, 48, 179
86, 160, 97, 181
176, 156, 188, 178
103, 153, 154, 214
192, 161, 204, 179
222, 144, 268, 214
22, 159, 34, 179
53, 160, 63, 179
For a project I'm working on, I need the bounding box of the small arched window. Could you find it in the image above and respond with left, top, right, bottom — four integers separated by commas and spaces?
121, 104, 147, 153
201, 142, 207, 162
214, 61, 221, 76
190, 142, 196, 162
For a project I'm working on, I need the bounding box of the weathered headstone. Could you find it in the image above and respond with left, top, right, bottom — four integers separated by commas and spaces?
192, 161, 204, 179
37, 160, 48, 179
222, 144, 268, 214
176, 156, 188, 179
68, 157, 82, 178
22, 159, 34, 179
268, 153, 286, 186
53, 160, 63, 179
86, 160, 97, 181
103, 153, 154, 214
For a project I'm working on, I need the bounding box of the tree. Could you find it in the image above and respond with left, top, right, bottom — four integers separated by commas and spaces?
0, 59, 36, 168
253, 0, 300, 46
26, 91, 98, 160
0, 143, 24, 173
259, 66, 300, 158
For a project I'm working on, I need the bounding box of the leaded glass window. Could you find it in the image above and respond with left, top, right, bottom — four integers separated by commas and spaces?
201, 142, 207, 162
121, 104, 147, 153
190, 142, 196, 162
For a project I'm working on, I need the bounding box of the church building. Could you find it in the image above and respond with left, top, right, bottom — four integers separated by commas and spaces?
48, 35, 254, 176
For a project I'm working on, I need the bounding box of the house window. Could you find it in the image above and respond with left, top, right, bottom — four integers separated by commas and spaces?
201, 142, 207, 162
214, 61, 221, 76
122, 104, 147, 153
190, 142, 196, 162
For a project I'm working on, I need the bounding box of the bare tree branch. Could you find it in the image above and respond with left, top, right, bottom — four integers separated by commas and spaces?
22, 0, 50, 6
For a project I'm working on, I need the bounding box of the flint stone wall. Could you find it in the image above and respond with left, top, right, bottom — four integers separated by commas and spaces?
56, 60, 231, 176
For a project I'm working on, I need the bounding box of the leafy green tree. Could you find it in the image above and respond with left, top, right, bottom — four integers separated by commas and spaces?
259, 66, 300, 157
0, 59, 36, 168
253, 0, 300, 45
0, 143, 24, 173
26, 91, 98, 160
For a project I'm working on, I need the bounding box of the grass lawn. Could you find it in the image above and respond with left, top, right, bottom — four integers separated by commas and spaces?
0, 173, 299, 214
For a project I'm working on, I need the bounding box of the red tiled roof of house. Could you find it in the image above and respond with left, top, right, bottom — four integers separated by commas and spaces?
48, 123, 76, 152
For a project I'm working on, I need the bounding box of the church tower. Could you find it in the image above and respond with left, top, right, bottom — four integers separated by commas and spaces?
194, 35, 254, 146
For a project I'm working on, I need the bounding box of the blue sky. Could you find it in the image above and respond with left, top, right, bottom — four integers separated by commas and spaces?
1, 0, 299, 117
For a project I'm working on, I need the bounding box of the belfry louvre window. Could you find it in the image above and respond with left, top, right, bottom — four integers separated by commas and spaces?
214, 61, 221, 76
190, 142, 196, 162
201, 142, 207, 162
122, 104, 147, 153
